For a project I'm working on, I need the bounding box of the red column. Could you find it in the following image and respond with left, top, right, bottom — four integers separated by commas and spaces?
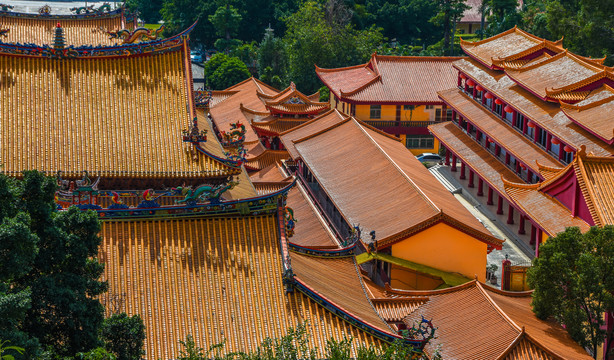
468, 170, 474, 187
518, 215, 526, 235
466, 121, 471, 133
534, 126, 540, 143
495, 144, 501, 157
487, 187, 494, 205
535, 228, 542, 257
559, 142, 565, 161
460, 162, 466, 180
512, 111, 517, 127
523, 119, 528, 134
445, 150, 450, 166
507, 204, 515, 224
451, 155, 457, 172
505, 153, 510, 165
497, 195, 504, 215
546, 133, 552, 151
477, 178, 484, 196
527, 170, 533, 183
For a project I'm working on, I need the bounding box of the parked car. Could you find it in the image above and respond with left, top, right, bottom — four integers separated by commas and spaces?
190, 51, 203, 63
416, 153, 443, 166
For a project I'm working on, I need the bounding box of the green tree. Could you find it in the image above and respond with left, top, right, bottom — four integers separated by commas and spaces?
284, 1, 383, 93
204, 53, 230, 80
161, 0, 219, 47
208, 57, 251, 89
486, 0, 522, 35
100, 313, 145, 360
528, 226, 614, 358
125, 0, 163, 24
257, 26, 287, 89
9, 172, 107, 357
430, 0, 469, 55
209, 4, 243, 52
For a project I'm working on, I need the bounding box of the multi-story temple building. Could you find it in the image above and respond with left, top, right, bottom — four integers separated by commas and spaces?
0, 5, 599, 358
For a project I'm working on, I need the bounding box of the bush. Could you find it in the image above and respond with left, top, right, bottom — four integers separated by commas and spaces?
208, 57, 251, 90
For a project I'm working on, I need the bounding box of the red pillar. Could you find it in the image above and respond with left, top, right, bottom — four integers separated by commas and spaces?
487, 187, 494, 205
535, 228, 542, 257
518, 215, 526, 235
445, 150, 450, 166
497, 195, 504, 215
460, 162, 466, 180
505, 153, 511, 165
451, 155, 457, 172
527, 170, 533, 183
477, 178, 484, 196
559, 142, 565, 161
534, 126, 540, 143
468, 170, 474, 187
507, 204, 515, 224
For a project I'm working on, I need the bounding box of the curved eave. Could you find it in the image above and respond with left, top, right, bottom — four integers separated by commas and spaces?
0, 21, 196, 59
559, 107, 614, 144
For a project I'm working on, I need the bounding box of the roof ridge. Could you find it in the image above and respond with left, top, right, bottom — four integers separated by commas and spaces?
354, 121, 440, 214
476, 282, 523, 333
507, 49, 568, 73
375, 55, 465, 61
352, 256, 396, 333
315, 62, 370, 73
278, 109, 337, 136
574, 150, 604, 226
291, 116, 352, 145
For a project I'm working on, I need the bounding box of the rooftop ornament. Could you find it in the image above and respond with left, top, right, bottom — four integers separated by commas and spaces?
0, 27, 8, 38
38, 4, 51, 16
182, 117, 207, 143
107, 25, 165, 44
284, 206, 297, 238
0, 4, 14, 11
172, 179, 239, 205
194, 88, 213, 107
70, 5, 95, 14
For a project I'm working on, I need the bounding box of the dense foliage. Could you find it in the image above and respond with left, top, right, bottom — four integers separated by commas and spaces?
100, 313, 146, 360
528, 226, 614, 359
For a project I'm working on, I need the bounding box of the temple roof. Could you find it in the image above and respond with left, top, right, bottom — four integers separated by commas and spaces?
503, 180, 590, 236
99, 215, 389, 360
287, 115, 502, 249
280, 109, 349, 159
560, 85, 614, 143
285, 185, 339, 248
505, 51, 612, 102
316, 54, 463, 104
244, 150, 289, 171
454, 58, 614, 156
259, 83, 329, 115
460, 27, 561, 69
0, 45, 239, 180
428, 122, 524, 201
395, 281, 592, 360
438, 88, 562, 174
0, 7, 131, 46
572, 151, 614, 226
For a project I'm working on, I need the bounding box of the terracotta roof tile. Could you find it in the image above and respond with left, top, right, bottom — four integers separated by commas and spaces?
317, 55, 463, 103
371, 298, 426, 322
252, 118, 308, 135
0, 50, 237, 179
245, 150, 289, 171
100, 216, 387, 360
291, 253, 391, 331
574, 153, 614, 226
438, 88, 563, 173
280, 109, 348, 159
503, 180, 590, 236
0, 11, 127, 46
454, 58, 614, 156
429, 122, 523, 199
292, 116, 500, 248
560, 85, 614, 143
285, 185, 338, 248
249, 162, 288, 183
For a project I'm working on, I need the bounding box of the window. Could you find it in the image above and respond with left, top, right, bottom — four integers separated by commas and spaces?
404, 105, 415, 110
370, 105, 381, 119
515, 114, 524, 131
406, 135, 434, 149
538, 128, 547, 147
426, 105, 434, 110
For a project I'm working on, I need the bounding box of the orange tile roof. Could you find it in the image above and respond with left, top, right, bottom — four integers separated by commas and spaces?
316, 54, 463, 104
291, 116, 501, 249
460, 26, 562, 69
252, 117, 308, 135
536, 162, 565, 181
439, 88, 562, 173
398, 281, 592, 360
0, 10, 128, 46
429, 122, 523, 200
100, 215, 387, 360
454, 58, 614, 156
0, 49, 238, 180
244, 150, 289, 171
371, 298, 427, 322
285, 184, 338, 248
280, 109, 349, 159
262, 84, 330, 115
249, 162, 289, 183
505, 51, 608, 101
573, 151, 614, 226
503, 180, 590, 236
291, 252, 392, 331
560, 85, 614, 143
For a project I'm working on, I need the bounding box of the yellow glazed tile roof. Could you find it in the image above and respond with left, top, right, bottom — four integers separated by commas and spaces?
0, 50, 237, 179
99, 215, 387, 360
0, 11, 128, 46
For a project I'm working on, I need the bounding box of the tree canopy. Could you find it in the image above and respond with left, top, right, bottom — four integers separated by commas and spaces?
528, 226, 614, 358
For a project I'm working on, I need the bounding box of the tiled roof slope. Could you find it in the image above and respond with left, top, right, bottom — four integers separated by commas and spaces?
503, 180, 590, 236
280, 109, 348, 159
285, 185, 338, 248
291, 253, 391, 331
0, 11, 126, 46
454, 58, 614, 156
316, 54, 463, 104
0, 50, 236, 179
574, 153, 614, 226
100, 216, 387, 360
399, 281, 592, 360
560, 85, 614, 143
292, 117, 502, 249
438, 88, 561, 173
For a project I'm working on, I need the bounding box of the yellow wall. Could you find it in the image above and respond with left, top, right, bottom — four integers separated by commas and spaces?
390, 222, 488, 282
390, 264, 444, 290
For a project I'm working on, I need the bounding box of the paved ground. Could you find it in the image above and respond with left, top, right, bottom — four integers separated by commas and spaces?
429, 164, 531, 288
8, 1, 121, 14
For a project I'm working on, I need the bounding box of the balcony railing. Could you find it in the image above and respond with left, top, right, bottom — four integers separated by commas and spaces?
364, 120, 441, 128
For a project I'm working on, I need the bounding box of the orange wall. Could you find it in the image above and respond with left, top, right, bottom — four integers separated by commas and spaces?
390, 222, 488, 282
390, 264, 444, 290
